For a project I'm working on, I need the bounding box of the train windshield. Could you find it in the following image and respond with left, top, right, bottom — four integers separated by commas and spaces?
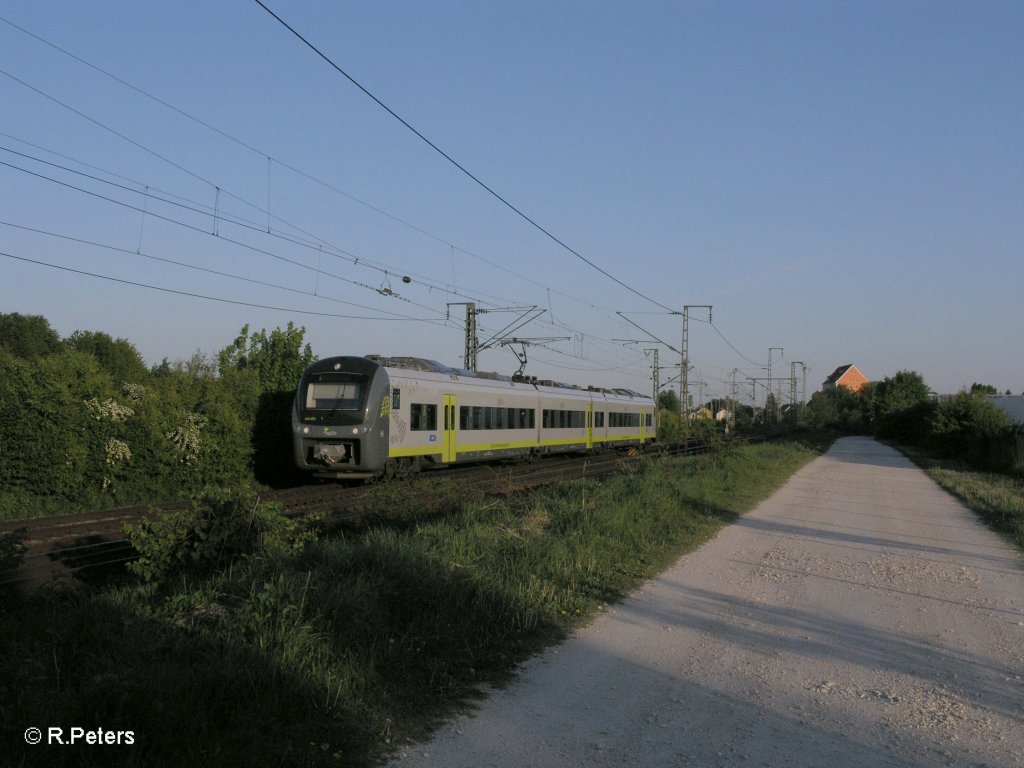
304, 374, 367, 412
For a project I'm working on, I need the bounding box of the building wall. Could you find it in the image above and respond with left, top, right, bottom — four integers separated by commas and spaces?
988, 395, 1024, 425
836, 366, 869, 393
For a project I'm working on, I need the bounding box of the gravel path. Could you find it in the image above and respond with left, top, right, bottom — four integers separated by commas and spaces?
391, 436, 1024, 768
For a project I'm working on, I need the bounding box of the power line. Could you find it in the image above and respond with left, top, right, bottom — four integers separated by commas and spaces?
0, 251, 432, 321
0, 18, 673, 383
1, 141, 646, 372
0, 16, 628, 320
0, 19, 665, 371
0, 149, 448, 315
252, 0, 676, 314
709, 320, 762, 367
0, 220, 442, 323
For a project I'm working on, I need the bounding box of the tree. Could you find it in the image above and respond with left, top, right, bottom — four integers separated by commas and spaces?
64, 330, 149, 384
930, 390, 1008, 460
0, 312, 62, 359
217, 323, 316, 486
218, 322, 316, 393
734, 403, 755, 430
657, 389, 679, 414
970, 383, 998, 395
870, 370, 933, 443
804, 387, 866, 432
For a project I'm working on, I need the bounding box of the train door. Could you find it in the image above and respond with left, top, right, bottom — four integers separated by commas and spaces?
442, 394, 457, 463
586, 403, 593, 449
640, 407, 647, 442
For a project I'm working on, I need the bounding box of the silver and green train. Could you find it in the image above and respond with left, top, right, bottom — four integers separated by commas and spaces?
292, 355, 655, 480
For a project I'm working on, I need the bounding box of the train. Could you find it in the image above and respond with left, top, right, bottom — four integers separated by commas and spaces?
292, 355, 656, 480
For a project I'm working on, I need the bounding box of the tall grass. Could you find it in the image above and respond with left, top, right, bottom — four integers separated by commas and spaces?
1, 439, 826, 767
913, 457, 1024, 549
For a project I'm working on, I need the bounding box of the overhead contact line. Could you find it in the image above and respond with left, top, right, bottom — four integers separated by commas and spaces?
252, 0, 677, 315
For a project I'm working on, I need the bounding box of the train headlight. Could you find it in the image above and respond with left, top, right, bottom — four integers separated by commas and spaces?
303, 427, 310, 434
352, 428, 359, 434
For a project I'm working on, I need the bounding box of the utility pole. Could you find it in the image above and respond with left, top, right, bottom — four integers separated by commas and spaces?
791, 361, 806, 425
645, 348, 660, 434
446, 302, 478, 370
646, 348, 660, 406
768, 346, 783, 424
730, 368, 740, 432
680, 305, 712, 424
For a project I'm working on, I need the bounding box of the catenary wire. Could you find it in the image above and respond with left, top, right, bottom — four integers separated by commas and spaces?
0, 17, 630, 318
0, 47, 672, 368
251, 0, 677, 315
1, 143, 650, 370
0, 26, 728, 378
0, 220, 445, 324
0, 151, 446, 315
0, 251, 435, 321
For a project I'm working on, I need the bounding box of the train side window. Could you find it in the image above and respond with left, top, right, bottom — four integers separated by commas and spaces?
472, 406, 483, 430
410, 403, 437, 431
595, 412, 605, 428
391, 388, 401, 410
494, 408, 505, 429
460, 406, 469, 430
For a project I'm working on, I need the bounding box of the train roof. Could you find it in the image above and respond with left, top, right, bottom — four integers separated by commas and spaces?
363, 355, 650, 400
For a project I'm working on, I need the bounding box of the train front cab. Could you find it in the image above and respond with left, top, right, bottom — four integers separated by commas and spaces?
292, 356, 390, 479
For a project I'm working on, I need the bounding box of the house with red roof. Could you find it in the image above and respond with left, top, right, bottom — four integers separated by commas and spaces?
823, 364, 869, 393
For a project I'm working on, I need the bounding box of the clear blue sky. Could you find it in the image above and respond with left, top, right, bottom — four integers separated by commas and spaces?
1, 1, 1021, 402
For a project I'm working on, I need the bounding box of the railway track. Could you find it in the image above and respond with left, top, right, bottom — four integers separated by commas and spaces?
0, 440, 714, 593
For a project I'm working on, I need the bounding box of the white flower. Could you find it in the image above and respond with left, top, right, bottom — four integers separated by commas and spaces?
105, 438, 132, 466
84, 398, 135, 423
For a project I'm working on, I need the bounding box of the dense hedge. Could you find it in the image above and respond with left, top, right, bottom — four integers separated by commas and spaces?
0, 315, 314, 520
803, 371, 1021, 473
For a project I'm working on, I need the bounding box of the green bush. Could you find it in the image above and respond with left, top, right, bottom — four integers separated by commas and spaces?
126, 486, 314, 585
0, 312, 62, 358
929, 391, 1009, 458
804, 387, 866, 433
0, 319, 316, 520
866, 371, 933, 443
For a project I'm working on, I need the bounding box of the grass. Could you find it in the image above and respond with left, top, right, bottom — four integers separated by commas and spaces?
900, 447, 1024, 550
0, 438, 828, 768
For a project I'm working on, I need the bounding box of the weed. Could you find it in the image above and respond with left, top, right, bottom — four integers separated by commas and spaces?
125, 485, 315, 585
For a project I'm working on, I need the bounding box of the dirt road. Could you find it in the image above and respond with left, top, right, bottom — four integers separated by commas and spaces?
392, 437, 1024, 767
